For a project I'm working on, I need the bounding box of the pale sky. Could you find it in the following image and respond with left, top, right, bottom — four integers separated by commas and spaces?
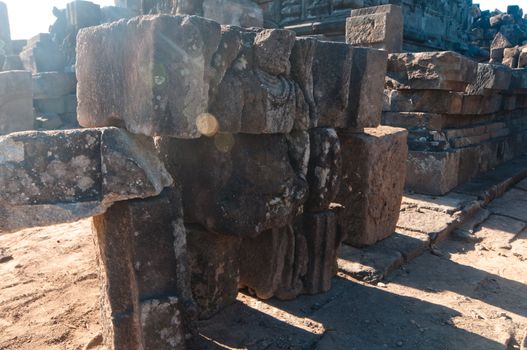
2, 0, 527, 40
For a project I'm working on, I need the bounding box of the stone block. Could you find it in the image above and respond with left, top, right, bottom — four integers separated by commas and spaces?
511, 68, 527, 92
348, 47, 387, 128
66, 0, 102, 31
336, 126, 408, 247
209, 28, 308, 133
406, 150, 460, 195
19, 33, 65, 73
35, 112, 63, 130
0, 1, 10, 54
0, 127, 172, 232
92, 188, 192, 350
186, 224, 241, 319
290, 37, 318, 128
300, 211, 340, 294
346, 4, 403, 53
32, 72, 76, 100
2, 55, 23, 70
77, 15, 221, 138
457, 145, 482, 184
203, 0, 263, 27
305, 128, 342, 212
384, 89, 463, 114
34, 96, 66, 114
158, 134, 307, 237
465, 63, 512, 95
381, 112, 446, 131
386, 51, 478, 92
0, 71, 33, 135
101, 5, 136, 23
460, 94, 503, 115
239, 225, 306, 300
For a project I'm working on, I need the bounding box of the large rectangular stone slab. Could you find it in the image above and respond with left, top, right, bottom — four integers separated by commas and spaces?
465, 63, 512, 95
346, 4, 403, 53
0, 71, 33, 135
158, 134, 307, 237
406, 150, 460, 195
384, 89, 463, 114
19, 33, 65, 73
336, 126, 408, 247
386, 51, 478, 92
0, 127, 172, 232
32, 72, 76, 100
76, 15, 221, 138
92, 188, 192, 350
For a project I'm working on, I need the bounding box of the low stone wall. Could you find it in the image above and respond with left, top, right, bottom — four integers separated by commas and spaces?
0, 14, 408, 349
382, 51, 527, 195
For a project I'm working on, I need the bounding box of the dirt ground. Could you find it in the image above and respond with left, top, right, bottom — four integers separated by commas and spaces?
1, 185, 527, 349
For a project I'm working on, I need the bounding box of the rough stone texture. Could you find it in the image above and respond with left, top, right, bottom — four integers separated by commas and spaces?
76, 15, 221, 138
19, 33, 65, 73
465, 63, 512, 95
290, 37, 318, 128
158, 134, 307, 237
305, 128, 341, 212
32, 72, 76, 100
209, 28, 309, 134
0, 127, 172, 232
336, 126, 408, 247
300, 211, 340, 294
384, 89, 463, 114
66, 0, 102, 31
186, 224, 241, 319
202, 0, 263, 27
349, 47, 387, 128
406, 150, 460, 196
0, 71, 33, 135
346, 4, 404, 53
239, 224, 306, 300
92, 188, 193, 350
386, 51, 478, 92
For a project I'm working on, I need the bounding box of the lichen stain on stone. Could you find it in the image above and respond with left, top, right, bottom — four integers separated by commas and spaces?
0, 138, 24, 163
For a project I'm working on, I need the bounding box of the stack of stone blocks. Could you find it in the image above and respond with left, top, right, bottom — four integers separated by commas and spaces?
0, 12, 408, 350
383, 51, 527, 195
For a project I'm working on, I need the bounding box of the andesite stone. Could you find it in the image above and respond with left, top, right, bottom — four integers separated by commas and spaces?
0, 127, 172, 232
336, 126, 408, 247
0, 71, 33, 135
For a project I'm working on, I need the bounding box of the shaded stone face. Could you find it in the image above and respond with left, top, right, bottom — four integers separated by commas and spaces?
158, 134, 308, 237
0, 71, 33, 135
465, 63, 512, 96
0, 127, 172, 232
19, 33, 65, 73
76, 15, 221, 138
92, 188, 192, 350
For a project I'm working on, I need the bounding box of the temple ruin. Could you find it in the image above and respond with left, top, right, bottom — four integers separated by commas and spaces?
1, 0, 527, 349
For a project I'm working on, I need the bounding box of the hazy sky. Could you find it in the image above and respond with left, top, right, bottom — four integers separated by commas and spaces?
2, 0, 527, 40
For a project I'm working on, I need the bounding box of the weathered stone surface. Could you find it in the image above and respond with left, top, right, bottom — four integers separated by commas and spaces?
203, 0, 263, 27
93, 188, 192, 350
66, 0, 102, 31
346, 4, 403, 53
336, 126, 407, 247
465, 63, 512, 95
312, 41, 352, 128
460, 94, 503, 115
305, 128, 341, 212
186, 224, 241, 319
0, 1, 10, 55
32, 72, 76, 100
209, 28, 308, 133
311, 41, 386, 128
19, 33, 65, 73
300, 211, 340, 294
349, 47, 386, 128
290, 37, 318, 128
239, 225, 306, 300
381, 112, 446, 131
158, 134, 307, 237
386, 51, 478, 92
77, 15, 221, 138
0, 127, 172, 232
0, 71, 33, 135
406, 150, 460, 195
384, 90, 463, 114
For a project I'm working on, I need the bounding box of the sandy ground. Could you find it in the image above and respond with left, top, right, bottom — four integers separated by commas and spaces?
1, 185, 527, 349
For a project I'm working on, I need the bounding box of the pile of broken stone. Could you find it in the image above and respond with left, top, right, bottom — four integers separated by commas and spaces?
0, 13, 408, 349
383, 50, 527, 195
471, 4, 527, 67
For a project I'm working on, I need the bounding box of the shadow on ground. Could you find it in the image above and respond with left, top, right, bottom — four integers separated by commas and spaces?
192, 276, 506, 350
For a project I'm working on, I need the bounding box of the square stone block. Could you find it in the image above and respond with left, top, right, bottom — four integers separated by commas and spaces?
406, 150, 461, 195
0, 71, 33, 135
